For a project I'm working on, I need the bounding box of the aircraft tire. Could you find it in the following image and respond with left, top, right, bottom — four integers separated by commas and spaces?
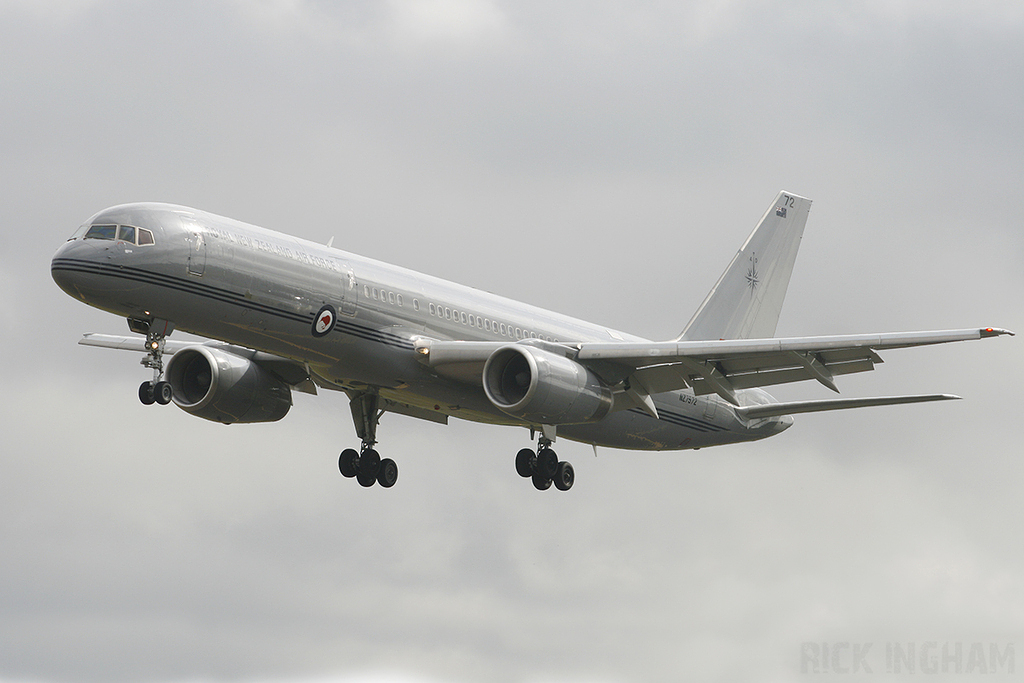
532, 472, 552, 491
537, 448, 558, 479
154, 381, 173, 405
515, 448, 535, 478
356, 470, 376, 487
377, 458, 398, 488
359, 448, 381, 478
138, 381, 155, 405
553, 461, 574, 491
339, 449, 359, 478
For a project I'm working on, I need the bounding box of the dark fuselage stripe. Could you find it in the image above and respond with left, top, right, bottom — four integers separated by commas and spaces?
51, 259, 414, 350
627, 407, 726, 433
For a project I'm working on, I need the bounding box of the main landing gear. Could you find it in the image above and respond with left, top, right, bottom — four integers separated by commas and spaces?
338, 446, 398, 488
337, 390, 398, 488
136, 319, 175, 406
515, 432, 574, 492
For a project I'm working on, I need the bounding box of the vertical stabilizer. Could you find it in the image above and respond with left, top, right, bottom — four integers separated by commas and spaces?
679, 191, 812, 341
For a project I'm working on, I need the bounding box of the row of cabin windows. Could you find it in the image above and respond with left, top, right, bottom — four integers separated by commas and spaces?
426, 302, 556, 342
363, 285, 422, 312
357, 283, 556, 343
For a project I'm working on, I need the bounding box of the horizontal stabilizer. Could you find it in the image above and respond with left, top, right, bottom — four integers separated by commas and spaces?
735, 394, 961, 419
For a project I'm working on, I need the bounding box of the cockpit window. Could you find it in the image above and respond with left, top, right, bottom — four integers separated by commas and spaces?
84, 224, 118, 240
79, 223, 155, 246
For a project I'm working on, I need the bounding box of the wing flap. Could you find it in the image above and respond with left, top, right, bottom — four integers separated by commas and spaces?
690, 358, 879, 395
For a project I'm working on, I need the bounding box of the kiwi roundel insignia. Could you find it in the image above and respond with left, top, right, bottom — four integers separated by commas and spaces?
312, 305, 337, 337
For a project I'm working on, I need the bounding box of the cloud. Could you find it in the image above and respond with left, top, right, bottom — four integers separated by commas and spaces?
386, 0, 508, 46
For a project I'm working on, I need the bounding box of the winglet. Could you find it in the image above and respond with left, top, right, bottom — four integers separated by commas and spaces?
980, 327, 1014, 338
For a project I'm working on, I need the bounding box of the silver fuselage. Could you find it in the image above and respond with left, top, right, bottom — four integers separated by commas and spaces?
51, 203, 790, 450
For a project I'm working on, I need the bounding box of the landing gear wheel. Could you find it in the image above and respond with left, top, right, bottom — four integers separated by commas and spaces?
553, 461, 575, 491
154, 381, 173, 405
532, 472, 553, 491
358, 448, 381, 478
377, 458, 398, 488
338, 449, 359, 478
515, 448, 535, 478
536, 447, 558, 479
139, 381, 155, 405
356, 470, 377, 487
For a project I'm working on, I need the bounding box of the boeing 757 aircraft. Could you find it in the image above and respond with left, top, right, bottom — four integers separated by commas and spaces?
51, 191, 1011, 491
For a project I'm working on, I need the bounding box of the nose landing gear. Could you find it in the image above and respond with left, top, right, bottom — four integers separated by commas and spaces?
139, 379, 173, 405
135, 319, 175, 406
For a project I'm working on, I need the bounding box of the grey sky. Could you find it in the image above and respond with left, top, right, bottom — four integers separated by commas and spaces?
2, 1, 1022, 682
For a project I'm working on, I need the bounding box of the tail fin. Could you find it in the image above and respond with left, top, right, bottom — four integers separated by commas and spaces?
679, 191, 812, 341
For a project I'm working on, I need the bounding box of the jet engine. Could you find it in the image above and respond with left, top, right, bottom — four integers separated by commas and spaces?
164, 345, 292, 424
482, 345, 613, 424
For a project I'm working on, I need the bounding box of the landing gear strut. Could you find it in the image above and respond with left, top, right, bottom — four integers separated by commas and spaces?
515, 428, 574, 492
136, 319, 175, 406
337, 390, 398, 488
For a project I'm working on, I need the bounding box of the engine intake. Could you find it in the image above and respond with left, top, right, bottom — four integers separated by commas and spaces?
482, 345, 612, 424
164, 345, 292, 424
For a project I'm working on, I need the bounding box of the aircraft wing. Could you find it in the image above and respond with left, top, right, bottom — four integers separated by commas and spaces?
420, 327, 1012, 409
78, 333, 319, 395
575, 327, 1013, 405
79, 333, 193, 354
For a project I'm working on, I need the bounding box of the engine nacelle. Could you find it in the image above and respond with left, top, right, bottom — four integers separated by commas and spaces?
482, 345, 613, 424
164, 345, 292, 424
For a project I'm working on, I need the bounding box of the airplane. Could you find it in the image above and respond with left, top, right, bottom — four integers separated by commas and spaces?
51, 191, 1012, 491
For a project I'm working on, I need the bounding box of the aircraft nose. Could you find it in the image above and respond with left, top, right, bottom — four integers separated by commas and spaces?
51, 239, 93, 299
